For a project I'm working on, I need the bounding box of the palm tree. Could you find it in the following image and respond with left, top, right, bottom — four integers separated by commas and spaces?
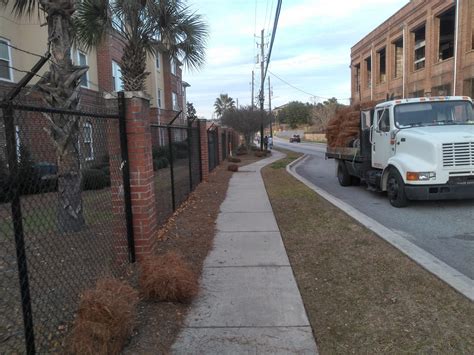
3, 0, 89, 232
74, 0, 209, 91
214, 94, 235, 119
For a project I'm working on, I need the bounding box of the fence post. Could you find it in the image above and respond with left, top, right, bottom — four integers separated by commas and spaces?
2, 104, 36, 355
198, 119, 209, 181
106, 92, 157, 261
197, 120, 202, 182
117, 92, 135, 263
167, 126, 176, 211
187, 120, 193, 191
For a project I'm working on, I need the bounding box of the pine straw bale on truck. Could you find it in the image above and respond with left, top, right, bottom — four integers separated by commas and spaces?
326, 101, 378, 148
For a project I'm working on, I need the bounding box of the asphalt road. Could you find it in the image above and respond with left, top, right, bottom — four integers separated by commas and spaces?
274, 137, 474, 280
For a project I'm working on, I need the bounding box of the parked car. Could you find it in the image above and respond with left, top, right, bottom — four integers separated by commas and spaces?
289, 134, 301, 143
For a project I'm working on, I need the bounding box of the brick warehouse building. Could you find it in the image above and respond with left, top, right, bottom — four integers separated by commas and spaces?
0, 4, 188, 163
351, 0, 474, 103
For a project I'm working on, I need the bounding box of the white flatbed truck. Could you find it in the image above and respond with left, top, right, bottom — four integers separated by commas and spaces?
326, 96, 474, 207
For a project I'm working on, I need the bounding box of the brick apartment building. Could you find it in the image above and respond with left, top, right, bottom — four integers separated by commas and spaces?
351, 0, 474, 104
0, 4, 189, 163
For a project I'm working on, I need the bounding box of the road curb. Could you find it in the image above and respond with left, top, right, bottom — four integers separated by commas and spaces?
286, 154, 474, 302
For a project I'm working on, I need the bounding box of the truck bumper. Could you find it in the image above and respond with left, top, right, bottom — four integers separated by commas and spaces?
405, 183, 474, 201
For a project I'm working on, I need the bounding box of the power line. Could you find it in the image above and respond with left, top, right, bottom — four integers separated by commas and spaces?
4, 42, 45, 58
268, 70, 350, 102
263, 0, 282, 82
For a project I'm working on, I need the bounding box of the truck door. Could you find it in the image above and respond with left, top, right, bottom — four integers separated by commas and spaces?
371, 107, 392, 169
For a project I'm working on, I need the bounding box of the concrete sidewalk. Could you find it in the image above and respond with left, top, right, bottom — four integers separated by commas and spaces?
172, 151, 318, 354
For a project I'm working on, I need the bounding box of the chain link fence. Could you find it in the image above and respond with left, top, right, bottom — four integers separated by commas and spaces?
0, 94, 129, 353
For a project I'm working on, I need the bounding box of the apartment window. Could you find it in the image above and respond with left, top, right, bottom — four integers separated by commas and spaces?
377, 47, 386, 84
157, 88, 162, 108
365, 56, 372, 89
431, 84, 452, 96
83, 122, 94, 161
112, 61, 124, 91
354, 64, 361, 93
0, 39, 13, 81
438, 7, 455, 61
413, 25, 426, 70
77, 51, 89, 88
172, 92, 179, 110
155, 54, 160, 70
394, 38, 403, 78
171, 58, 177, 75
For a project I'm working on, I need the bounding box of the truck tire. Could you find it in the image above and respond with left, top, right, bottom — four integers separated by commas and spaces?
387, 169, 409, 208
337, 160, 352, 186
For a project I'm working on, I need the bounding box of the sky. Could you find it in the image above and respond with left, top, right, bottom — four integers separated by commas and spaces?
184, 0, 410, 119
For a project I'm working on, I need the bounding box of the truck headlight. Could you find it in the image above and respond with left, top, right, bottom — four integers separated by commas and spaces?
406, 172, 436, 181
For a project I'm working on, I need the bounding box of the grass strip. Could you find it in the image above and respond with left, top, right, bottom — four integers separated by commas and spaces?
262, 150, 474, 354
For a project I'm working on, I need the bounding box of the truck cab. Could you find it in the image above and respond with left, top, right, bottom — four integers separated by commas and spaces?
330, 96, 474, 207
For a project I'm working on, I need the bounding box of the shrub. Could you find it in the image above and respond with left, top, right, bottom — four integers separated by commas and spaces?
139, 251, 198, 303
227, 164, 239, 172
153, 157, 169, 171
17, 145, 41, 195
68, 278, 139, 355
82, 169, 110, 190
173, 141, 188, 159
91, 154, 110, 171
228, 157, 241, 163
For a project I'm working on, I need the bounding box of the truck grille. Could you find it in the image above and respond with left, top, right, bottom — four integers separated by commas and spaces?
442, 142, 474, 167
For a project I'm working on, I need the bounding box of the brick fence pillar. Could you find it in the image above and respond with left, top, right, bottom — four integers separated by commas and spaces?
198, 119, 209, 181
107, 92, 158, 262
215, 126, 221, 165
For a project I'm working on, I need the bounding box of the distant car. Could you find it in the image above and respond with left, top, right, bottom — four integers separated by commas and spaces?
289, 134, 301, 143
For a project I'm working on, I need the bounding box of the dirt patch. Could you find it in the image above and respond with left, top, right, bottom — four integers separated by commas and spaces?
123, 153, 265, 353
262, 151, 474, 354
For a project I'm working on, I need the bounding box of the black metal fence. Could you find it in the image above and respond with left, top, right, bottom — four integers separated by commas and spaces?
150, 121, 201, 226
0, 98, 133, 353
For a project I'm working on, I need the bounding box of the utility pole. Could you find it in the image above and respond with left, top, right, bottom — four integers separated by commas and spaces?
268, 76, 272, 138
259, 28, 265, 151
236, 98, 239, 109
251, 70, 254, 109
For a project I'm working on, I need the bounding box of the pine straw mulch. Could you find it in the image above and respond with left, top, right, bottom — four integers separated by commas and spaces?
123, 153, 265, 354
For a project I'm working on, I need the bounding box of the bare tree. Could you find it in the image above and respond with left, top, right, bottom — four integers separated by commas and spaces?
221, 106, 270, 146
311, 98, 343, 132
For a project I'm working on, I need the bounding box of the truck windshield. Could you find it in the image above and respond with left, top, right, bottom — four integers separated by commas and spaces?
394, 101, 474, 128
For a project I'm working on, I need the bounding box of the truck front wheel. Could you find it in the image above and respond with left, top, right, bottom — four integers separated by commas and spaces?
387, 169, 409, 208
337, 160, 352, 186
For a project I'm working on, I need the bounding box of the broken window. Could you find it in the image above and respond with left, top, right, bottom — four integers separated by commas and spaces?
431, 84, 452, 96
409, 90, 424, 98
354, 63, 361, 93
394, 38, 403, 78
365, 56, 372, 89
438, 6, 455, 61
377, 47, 386, 83
413, 25, 426, 70
463, 78, 474, 99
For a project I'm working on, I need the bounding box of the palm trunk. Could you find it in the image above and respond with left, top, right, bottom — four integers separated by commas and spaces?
121, 40, 148, 91
36, 0, 88, 232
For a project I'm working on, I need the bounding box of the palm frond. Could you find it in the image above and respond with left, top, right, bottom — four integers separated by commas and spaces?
73, 0, 110, 51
